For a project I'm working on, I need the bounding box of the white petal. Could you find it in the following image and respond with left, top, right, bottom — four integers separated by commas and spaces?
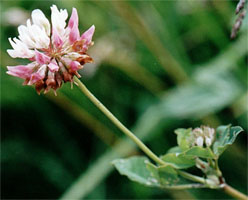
32, 24, 50, 48
64, 52, 81, 59
209, 128, 215, 136
194, 128, 203, 135
51, 5, 68, 38
18, 25, 36, 48
27, 23, 50, 49
24, 19, 48, 49
26, 19, 32, 27
13, 37, 28, 50
7, 48, 35, 58
26, 20, 40, 46
7, 37, 35, 58
7, 49, 20, 58
31, 9, 50, 36
8, 37, 18, 49
196, 136, 204, 147
205, 137, 212, 147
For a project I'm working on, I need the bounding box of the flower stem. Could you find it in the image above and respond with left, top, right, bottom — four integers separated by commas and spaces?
74, 77, 165, 166
223, 184, 248, 200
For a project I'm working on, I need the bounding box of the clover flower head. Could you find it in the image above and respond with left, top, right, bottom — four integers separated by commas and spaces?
7, 5, 95, 94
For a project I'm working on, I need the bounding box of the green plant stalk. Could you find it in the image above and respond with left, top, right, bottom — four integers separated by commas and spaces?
223, 184, 248, 200
74, 77, 248, 199
74, 77, 165, 166
163, 184, 206, 190
214, 159, 222, 177
177, 171, 206, 185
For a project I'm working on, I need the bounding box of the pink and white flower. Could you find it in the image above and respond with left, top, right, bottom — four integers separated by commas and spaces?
7, 5, 95, 94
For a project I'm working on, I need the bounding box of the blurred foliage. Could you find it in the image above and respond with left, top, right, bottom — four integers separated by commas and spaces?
1, 0, 247, 199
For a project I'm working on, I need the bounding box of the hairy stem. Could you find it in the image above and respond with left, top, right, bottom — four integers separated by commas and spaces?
74, 77, 165, 165
223, 184, 248, 200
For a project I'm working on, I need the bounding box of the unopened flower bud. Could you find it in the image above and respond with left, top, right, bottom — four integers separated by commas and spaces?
196, 136, 204, 147
193, 126, 215, 147
205, 137, 212, 147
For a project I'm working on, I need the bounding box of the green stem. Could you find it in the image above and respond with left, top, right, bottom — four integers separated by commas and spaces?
163, 184, 206, 190
177, 171, 206, 185
214, 159, 222, 177
74, 77, 165, 166
223, 184, 248, 200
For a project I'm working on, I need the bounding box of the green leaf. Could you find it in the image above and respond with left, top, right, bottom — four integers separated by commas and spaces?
175, 128, 194, 151
161, 153, 196, 169
184, 146, 216, 159
112, 156, 160, 187
161, 146, 215, 169
157, 165, 179, 185
167, 146, 182, 154
146, 162, 160, 180
113, 156, 194, 189
213, 125, 243, 156
146, 161, 186, 186
146, 162, 182, 187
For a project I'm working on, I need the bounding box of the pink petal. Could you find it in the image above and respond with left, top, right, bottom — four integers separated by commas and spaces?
70, 61, 81, 71
69, 23, 80, 44
81, 25, 95, 45
61, 57, 71, 66
29, 73, 42, 84
35, 50, 51, 65
7, 63, 36, 79
29, 65, 47, 84
68, 8, 78, 29
48, 59, 59, 72
52, 28, 63, 48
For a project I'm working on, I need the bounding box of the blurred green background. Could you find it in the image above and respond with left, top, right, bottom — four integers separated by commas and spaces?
1, 0, 247, 199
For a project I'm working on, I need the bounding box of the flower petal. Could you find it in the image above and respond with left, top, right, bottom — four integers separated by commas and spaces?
68, 8, 78, 29
69, 23, 80, 44
7, 37, 35, 58
81, 25, 95, 45
29, 64, 47, 84
6, 63, 37, 79
25, 19, 50, 49
45, 70, 57, 94
48, 59, 59, 72
196, 136, 204, 147
70, 60, 81, 71
35, 50, 50, 64
52, 28, 63, 48
51, 5, 68, 38
18, 25, 36, 48
31, 9, 51, 36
